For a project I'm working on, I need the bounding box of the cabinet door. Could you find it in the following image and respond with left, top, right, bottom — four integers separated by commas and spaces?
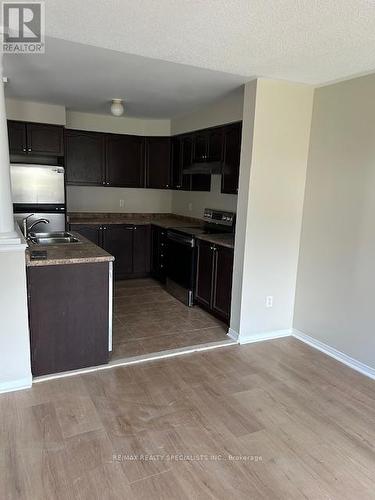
26, 123, 64, 156
8, 120, 27, 154
207, 127, 223, 162
106, 134, 144, 187
28, 262, 109, 376
180, 135, 193, 191
171, 136, 182, 189
221, 122, 242, 194
65, 130, 105, 185
102, 225, 134, 279
212, 245, 234, 322
192, 131, 208, 162
133, 225, 151, 275
195, 240, 214, 308
69, 224, 102, 247
191, 131, 211, 192
145, 137, 171, 189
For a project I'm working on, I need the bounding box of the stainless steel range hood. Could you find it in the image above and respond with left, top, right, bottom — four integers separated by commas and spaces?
182, 160, 224, 175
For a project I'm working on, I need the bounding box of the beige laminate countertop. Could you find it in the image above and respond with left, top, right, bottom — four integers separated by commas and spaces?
196, 233, 235, 249
26, 232, 114, 267
68, 213, 203, 229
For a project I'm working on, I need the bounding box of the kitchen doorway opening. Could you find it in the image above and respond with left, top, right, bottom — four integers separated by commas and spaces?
111, 278, 230, 361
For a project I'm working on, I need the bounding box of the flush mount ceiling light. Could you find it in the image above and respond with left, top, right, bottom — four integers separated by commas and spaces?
110, 99, 124, 117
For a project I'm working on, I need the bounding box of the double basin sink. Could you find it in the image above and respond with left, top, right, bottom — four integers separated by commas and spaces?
28, 231, 81, 245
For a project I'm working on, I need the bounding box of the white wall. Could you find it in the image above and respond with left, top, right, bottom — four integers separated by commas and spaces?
294, 73, 375, 370
0, 229, 32, 393
6, 98, 66, 125
232, 79, 314, 341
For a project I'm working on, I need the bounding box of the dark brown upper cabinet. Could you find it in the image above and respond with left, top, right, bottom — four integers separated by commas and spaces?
8, 120, 27, 154
221, 122, 242, 194
207, 127, 224, 162
7, 120, 64, 156
172, 135, 191, 191
65, 129, 105, 186
106, 134, 145, 188
145, 137, 171, 189
192, 127, 223, 163
27, 123, 64, 156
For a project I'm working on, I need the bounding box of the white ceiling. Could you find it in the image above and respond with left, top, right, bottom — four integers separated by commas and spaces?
4, 38, 248, 118
4, 0, 375, 117
43, 0, 375, 84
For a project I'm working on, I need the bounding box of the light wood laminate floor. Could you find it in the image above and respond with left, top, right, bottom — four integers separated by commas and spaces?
1, 338, 374, 499
112, 278, 229, 360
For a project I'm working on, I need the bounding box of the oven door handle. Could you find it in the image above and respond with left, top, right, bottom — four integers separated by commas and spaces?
167, 231, 195, 248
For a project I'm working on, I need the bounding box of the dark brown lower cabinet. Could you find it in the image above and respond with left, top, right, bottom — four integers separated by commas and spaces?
102, 224, 150, 279
150, 224, 167, 282
27, 262, 110, 376
195, 240, 234, 323
69, 224, 102, 246
70, 223, 151, 280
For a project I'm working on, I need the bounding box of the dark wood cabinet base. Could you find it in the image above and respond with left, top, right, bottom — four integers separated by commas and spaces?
27, 262, 110, 376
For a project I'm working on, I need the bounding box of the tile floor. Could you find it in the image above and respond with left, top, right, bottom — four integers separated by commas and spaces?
111, 278, 229, 360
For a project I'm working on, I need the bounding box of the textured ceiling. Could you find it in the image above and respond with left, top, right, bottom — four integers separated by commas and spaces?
43, 0, 375, 85
4, 38, 248, 118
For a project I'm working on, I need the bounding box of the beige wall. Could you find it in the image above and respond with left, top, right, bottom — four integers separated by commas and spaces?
5, 98, 66, 125
232, 79, 314, 341
67, 185, 172, 213
66, 110, 171, 136
171, 87, 244, 135
171, 175, 237, 219
294, 73, 375, 369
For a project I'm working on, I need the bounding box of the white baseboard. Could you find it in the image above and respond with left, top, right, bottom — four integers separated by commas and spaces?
227, 328, 239, 342
292, 329, 375, 380
0, 376, 32, 394
238, 329, 292, 344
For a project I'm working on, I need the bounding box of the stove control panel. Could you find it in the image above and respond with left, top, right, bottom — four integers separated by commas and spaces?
203, 208, 235, 227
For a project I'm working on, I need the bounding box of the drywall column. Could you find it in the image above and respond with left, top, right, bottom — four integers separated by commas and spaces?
230, 79, 313, 342
229, 80, 257, 339
0, 54, 32, 393
0, 55, 17, 239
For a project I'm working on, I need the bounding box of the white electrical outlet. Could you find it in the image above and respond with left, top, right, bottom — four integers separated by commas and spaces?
188, 202, 193, 212
119, 199, 125, 208
266, 296, 273, 308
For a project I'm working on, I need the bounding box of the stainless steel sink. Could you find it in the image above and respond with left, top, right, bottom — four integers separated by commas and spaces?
28, 231, 81, 245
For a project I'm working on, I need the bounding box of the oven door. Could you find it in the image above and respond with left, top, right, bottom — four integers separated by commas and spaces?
166, 231, 195, 306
